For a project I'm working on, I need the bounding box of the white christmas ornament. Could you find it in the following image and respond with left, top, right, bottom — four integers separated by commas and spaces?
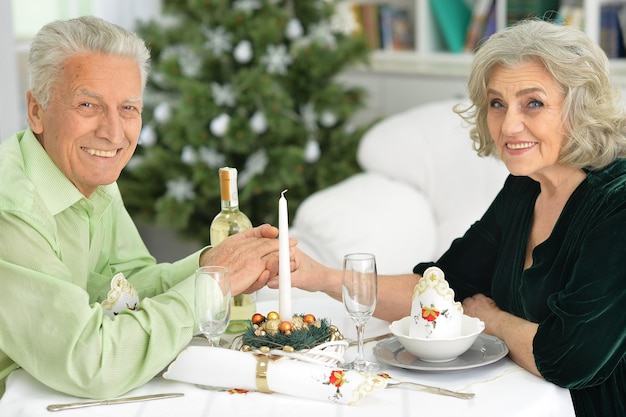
210, 113, 230, 137
285, 18, 304, 40
320, 110, 337, 127
153, 102, 172, 123
234, 40, 253, 63
249, 111, 268, 134
181, 146, 197, 164
304, 139, 321, 163
139, 125, 157, 147
233, 0, 261, 13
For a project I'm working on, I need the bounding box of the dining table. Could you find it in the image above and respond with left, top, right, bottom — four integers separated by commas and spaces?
0, 288, 576, 417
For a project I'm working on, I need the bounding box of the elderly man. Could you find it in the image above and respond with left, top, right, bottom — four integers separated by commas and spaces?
0, 16, 284, 399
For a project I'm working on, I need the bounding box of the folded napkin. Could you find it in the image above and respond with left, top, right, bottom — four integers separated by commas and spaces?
163, 346, 386, 405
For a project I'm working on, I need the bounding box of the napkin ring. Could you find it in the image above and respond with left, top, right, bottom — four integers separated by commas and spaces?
255, 355, 273, 393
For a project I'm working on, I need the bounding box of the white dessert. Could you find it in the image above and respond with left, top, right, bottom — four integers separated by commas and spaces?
409, 266, 463, 339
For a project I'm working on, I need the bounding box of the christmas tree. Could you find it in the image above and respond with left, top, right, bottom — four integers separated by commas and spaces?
118, 0, 372, 242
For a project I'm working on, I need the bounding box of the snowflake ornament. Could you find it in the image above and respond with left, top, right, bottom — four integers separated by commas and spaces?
233, 0, 261, 13
161, 45, 203, 78
125, 155, 144, 171
166, 177, 196, 202
177, 47, 203, 78
211, 83, 236, 107
198, 147, 226, 168
308, 21, 337, 49
203, 26, 233, 57
260, 44, 293, 75
331, 2, 362, 35
300, 102, 318, 133
239, 149, 269, 186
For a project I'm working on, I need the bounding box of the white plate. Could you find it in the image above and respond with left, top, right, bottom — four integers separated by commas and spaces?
373, 334, 509, 372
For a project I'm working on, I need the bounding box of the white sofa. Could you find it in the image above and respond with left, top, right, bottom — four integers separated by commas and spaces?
290, 99, 510, 275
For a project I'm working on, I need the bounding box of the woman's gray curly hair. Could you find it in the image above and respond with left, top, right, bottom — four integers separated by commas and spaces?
455, 19, 626, 170
28, 15, 151, 110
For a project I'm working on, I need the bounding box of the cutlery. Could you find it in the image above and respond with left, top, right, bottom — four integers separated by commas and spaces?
384, 377, 474, 399
47, 392, 184, 412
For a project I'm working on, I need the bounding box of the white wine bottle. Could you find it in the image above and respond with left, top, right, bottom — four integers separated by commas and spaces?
209, 167, 256, 334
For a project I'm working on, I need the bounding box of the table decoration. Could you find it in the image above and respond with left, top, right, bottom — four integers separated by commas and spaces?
410, 266, 463, 339
163, 346, 386, 405
231, 191, 348, 366
232, 312, 348, 366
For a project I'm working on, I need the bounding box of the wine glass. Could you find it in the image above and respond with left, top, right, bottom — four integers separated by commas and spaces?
195, 266, 231, 347
342, 253, 379, 372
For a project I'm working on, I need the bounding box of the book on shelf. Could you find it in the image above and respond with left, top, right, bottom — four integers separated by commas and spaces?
600, 2, 626, 58
359, 4, 381, 50
379, 5, 414, 51
506, 0, 560, 25
464, 0, 495, 52
430, 0, 472, 53
482, 1, 498, 40
349, 3, 414, 52
555, 0, 585, 30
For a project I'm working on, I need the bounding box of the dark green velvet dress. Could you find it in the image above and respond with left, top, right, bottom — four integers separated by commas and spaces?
414, 159, 626, 417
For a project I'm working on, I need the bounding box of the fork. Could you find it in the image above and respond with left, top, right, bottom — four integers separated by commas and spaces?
384, 377, 475, 399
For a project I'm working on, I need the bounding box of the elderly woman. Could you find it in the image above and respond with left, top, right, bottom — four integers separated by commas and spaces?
276, 20, 626, 417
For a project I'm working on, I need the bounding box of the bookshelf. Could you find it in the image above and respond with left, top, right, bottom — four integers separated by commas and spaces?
341, 0, 626, 124
346, 0, 626, 82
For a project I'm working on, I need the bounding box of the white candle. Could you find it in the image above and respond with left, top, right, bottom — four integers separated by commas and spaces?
278, 189, 292, 321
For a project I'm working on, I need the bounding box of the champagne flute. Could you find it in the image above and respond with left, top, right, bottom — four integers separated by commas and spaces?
342, 253, 380, 371
195, 266, 231, 347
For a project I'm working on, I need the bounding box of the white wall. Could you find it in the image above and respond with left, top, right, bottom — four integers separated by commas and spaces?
0, 0, 162, 143
0, 1, 22, 141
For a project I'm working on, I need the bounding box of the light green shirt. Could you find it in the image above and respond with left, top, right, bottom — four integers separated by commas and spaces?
0, 129, 203, 398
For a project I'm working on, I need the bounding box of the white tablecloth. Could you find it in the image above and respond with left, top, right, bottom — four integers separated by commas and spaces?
0, 290, 576, 417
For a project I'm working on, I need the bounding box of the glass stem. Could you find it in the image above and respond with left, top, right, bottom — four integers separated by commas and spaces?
354, 322, 366, 364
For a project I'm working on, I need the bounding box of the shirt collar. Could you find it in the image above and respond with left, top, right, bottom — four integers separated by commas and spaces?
20, 129, 116, 215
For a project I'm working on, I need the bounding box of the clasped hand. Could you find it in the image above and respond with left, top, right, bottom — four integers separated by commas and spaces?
199, 224, 297, 295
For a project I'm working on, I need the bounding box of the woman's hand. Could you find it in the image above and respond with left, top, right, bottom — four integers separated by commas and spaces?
462, 293, 501, 334
266, 248, 343, 300
463, 293, 541, 377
